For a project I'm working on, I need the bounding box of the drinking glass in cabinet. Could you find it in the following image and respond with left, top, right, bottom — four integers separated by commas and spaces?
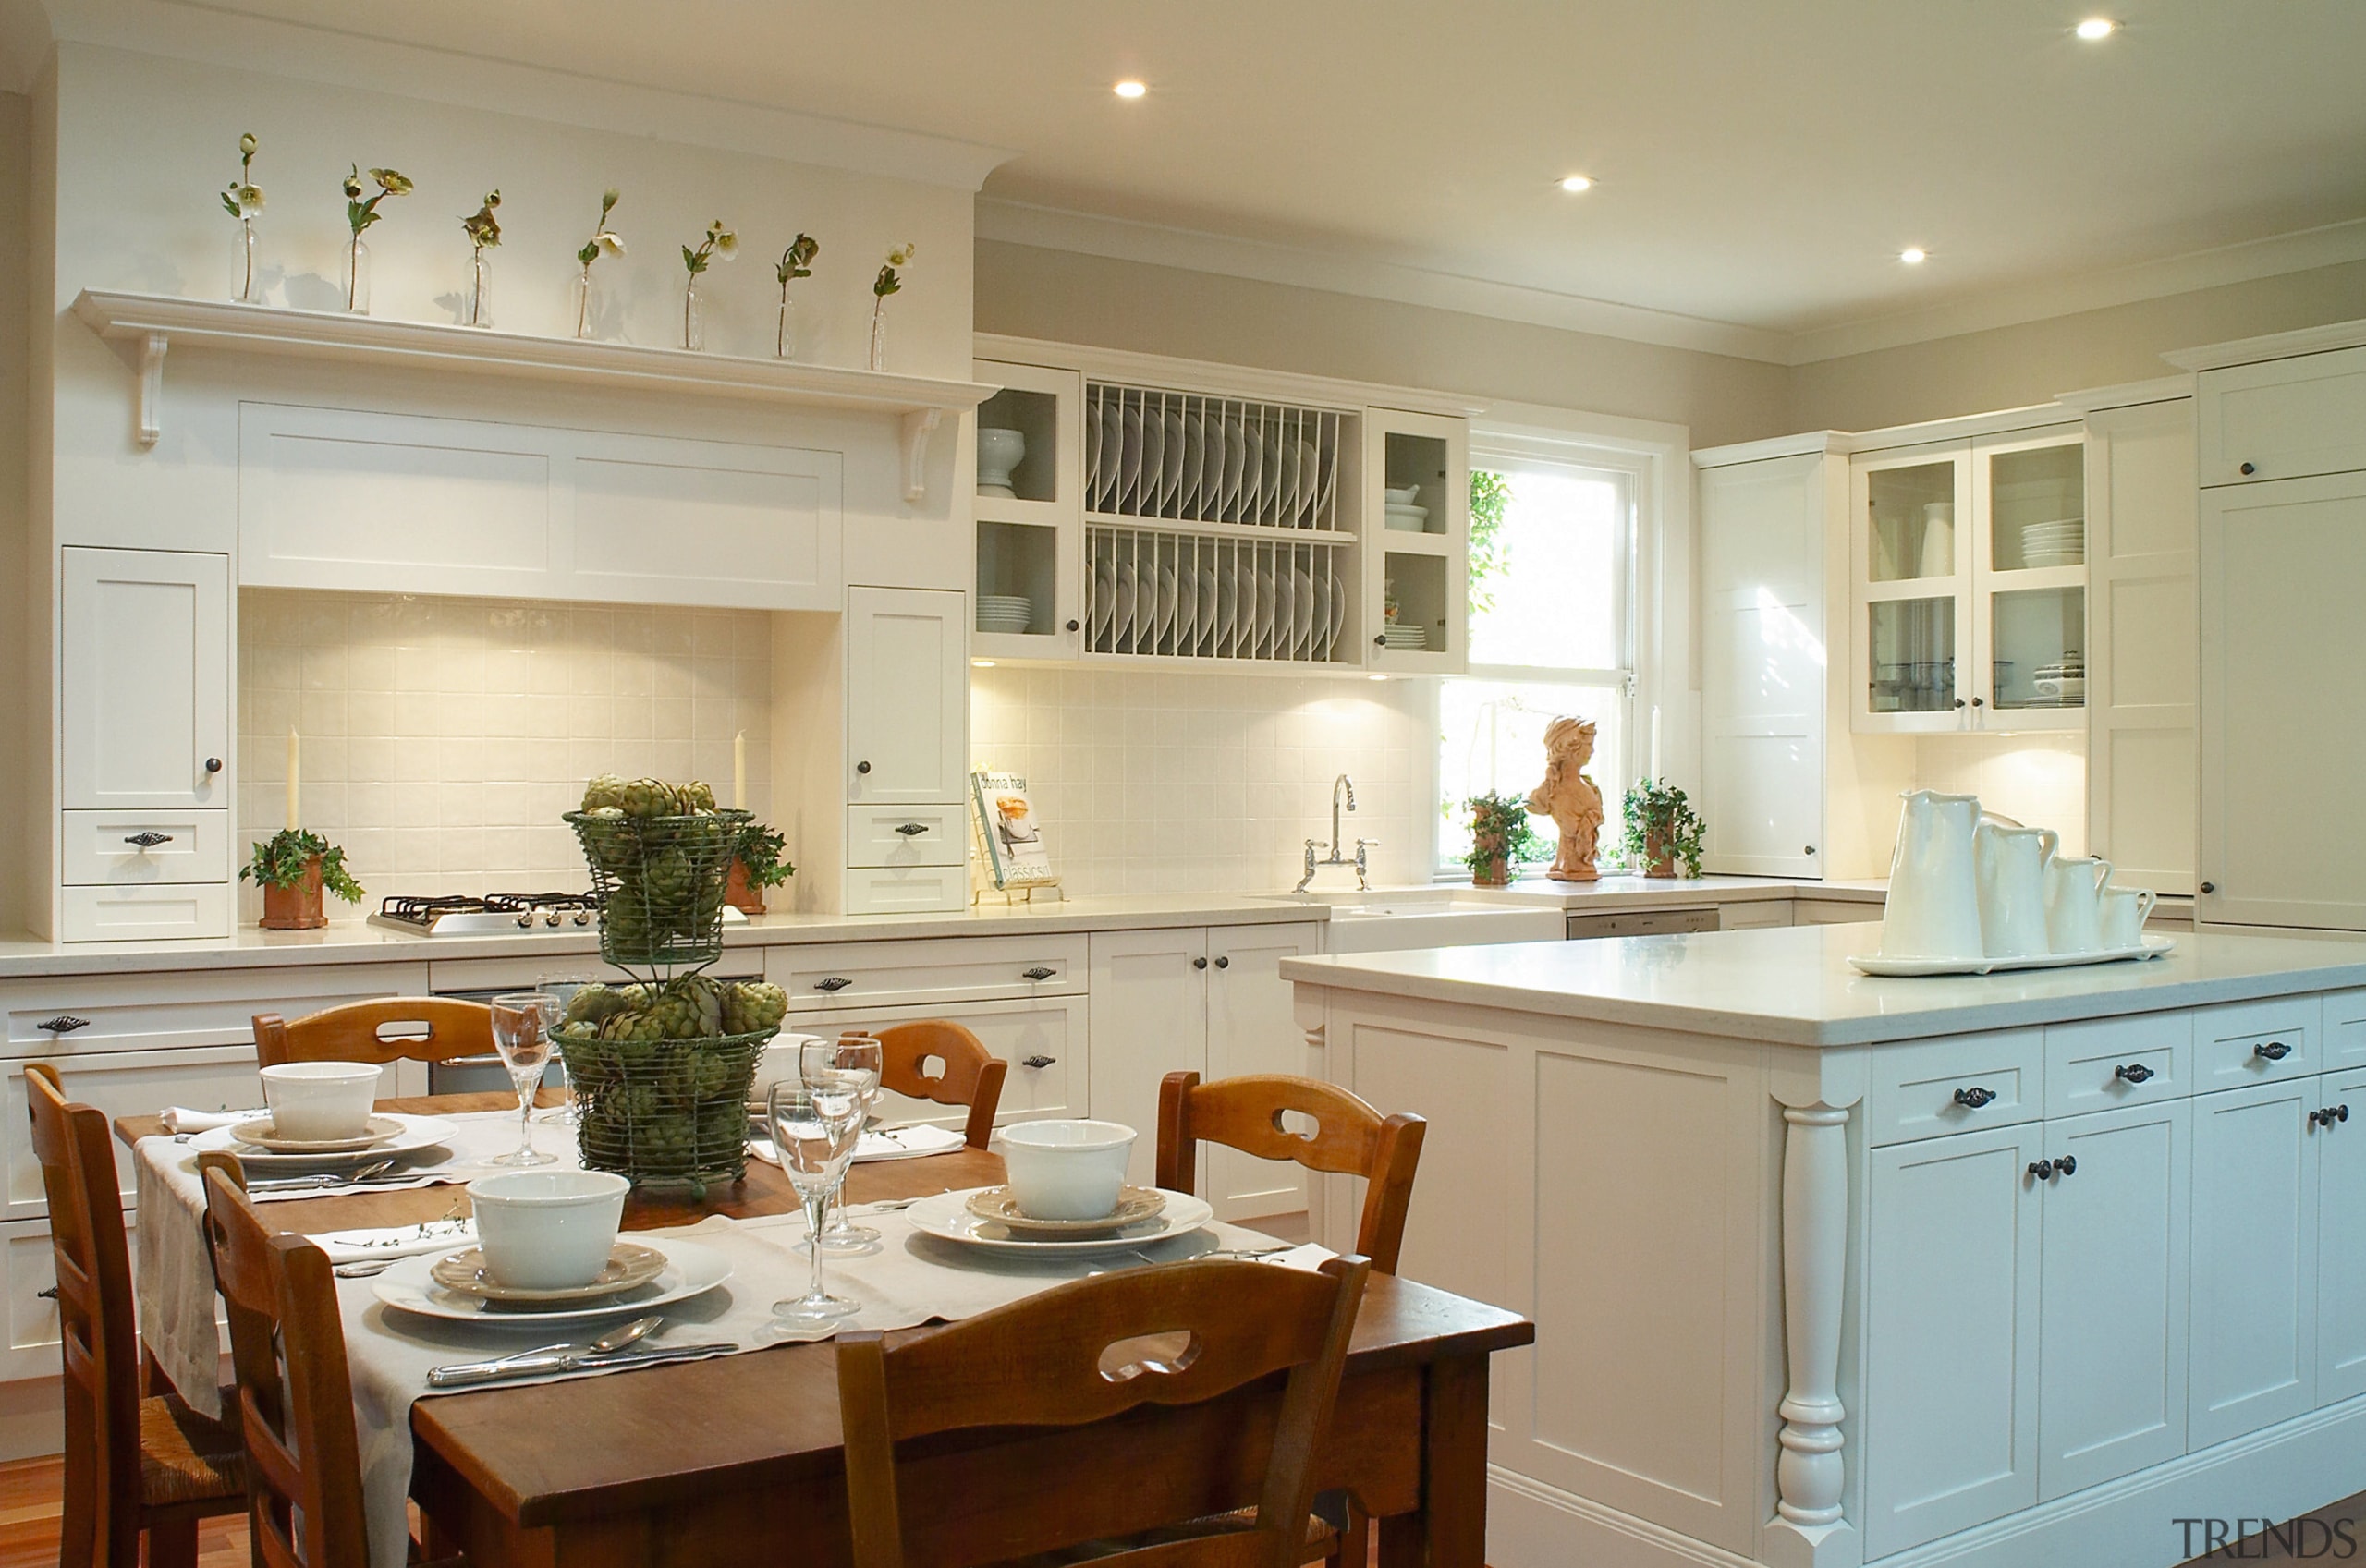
1990, 587, 2085, 711
1868, 460, 1957, 582
1867, 597, 1957, 712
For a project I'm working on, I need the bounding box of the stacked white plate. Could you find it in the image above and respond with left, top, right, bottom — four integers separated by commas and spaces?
978, 594, 1035, 635
1381, 623, 1430, 650
2020, 517, 2084, 567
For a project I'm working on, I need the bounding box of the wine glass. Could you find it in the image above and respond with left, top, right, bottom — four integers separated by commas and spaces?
805, 1035, 884, 1252
767, 1079, 863, 1321
488, 991, 559, 1168
531, 973, 592, 1124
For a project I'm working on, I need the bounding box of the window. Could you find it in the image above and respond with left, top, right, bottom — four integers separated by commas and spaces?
1436, 454, 1638, 873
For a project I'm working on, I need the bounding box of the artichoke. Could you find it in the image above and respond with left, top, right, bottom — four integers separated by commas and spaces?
581, 773, 628, 811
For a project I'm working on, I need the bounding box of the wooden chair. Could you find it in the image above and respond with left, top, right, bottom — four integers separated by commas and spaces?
24, 1064, 244, 1568
251, 996, 494, 1069
859, 1021, 1008, 1149
201, 1165, 463, 1568
1156, 1073, 1426, 1274
837, 1253, 1372, 1568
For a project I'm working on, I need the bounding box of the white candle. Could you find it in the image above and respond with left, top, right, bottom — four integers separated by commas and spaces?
733, 730, 747, 811
285, 726, 300, 832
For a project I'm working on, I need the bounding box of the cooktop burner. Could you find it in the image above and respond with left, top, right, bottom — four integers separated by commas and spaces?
370, 892, 601, 935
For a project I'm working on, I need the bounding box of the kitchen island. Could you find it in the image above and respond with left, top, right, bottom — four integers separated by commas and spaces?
1284, 924, 2366, 1568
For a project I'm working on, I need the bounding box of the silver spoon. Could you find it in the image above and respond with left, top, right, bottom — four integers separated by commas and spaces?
250, 1158, 399, 1193
424, 1316, 667, 1386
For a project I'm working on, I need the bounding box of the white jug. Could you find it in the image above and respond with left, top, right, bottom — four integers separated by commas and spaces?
2100, 884, 2157, 951
2043, 855, 2115, 955
1881, 790, 1985, 960
1974, 818, 2057, 959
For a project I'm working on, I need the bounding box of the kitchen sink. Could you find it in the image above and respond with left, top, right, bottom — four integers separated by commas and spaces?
1271, 889, 1565, 954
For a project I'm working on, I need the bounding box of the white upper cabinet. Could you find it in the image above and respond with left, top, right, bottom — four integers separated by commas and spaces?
845, 586, 967, 807
2196, 345, 2366, 487
972, 359, 1084, 661
1365, 407, 1470, 674
60, 547, 229, 811
1852, 438, 1975, 733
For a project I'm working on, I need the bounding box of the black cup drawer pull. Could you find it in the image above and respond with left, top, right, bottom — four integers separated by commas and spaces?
813, 977, 854, 993
2255, 1041, 2293, 1062
1953, 1086, 1999, 1110
2114, 1063, 2155, 1084
39, 1016, 91, 1035
123, 832, 174, 848
1020, 966, 1056, 981
1021, 1054, 1057, 1070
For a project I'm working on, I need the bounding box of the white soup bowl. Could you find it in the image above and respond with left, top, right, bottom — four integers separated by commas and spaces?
996, 1120, 1136, 1221
468, 1170, 630, 1290
259, 1062, 383, 1141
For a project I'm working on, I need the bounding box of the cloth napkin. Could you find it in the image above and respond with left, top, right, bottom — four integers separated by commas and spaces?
311, 1219, 477, 1265
160, 1105, 264, 1133
751, 1123, 967, 1167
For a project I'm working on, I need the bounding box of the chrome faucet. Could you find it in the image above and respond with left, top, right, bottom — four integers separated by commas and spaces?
1295, 773, 1378, 893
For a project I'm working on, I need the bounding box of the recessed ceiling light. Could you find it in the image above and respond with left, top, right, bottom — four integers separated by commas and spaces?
1899, 247, 1928, 265
971, 658, 996, 668
1113, 79, 1147, 99
1558, 175, 1593, 193
2075, 17, 2116, 40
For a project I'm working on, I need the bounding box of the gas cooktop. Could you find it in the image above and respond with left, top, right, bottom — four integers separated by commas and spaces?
369, 893, 600, 936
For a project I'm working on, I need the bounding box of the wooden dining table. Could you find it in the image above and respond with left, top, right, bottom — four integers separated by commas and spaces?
119, 1092, 1533, 1568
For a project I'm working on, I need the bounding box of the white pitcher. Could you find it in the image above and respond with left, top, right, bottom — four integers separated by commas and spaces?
1974, 818, 2057, 959
2100, 884, 2157, 951
1881, 790, 1985, 960
2043, 855, 2115, 955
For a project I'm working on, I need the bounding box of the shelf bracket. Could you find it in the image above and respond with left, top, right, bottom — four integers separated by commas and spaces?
134, 331, 167, 447
899, 407, 943, 504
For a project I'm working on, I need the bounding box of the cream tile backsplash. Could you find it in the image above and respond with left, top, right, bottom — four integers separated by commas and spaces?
969, 666, 1433, 898
237, 590, 772, 915
1915, 734, 2090, 857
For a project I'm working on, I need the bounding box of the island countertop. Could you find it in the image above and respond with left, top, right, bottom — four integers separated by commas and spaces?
1280, 922, 2366, 1047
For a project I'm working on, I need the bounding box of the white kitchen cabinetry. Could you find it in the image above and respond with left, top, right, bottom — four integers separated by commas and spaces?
843, 586, 968, 913
2314, 1064, 2366, 1405
2189, 1076, 2319, 1448
2193, 343, 2366, 488
1365, 407, 1470, 674
2083, 396, 2199, 895
972, 359, 1083, 660
807, 994, 1086, 1127
1086, 922, 1322, 1215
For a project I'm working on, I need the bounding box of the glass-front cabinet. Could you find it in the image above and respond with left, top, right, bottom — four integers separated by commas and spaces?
1850, 425, 2086, 733
972, 359, 1084, 660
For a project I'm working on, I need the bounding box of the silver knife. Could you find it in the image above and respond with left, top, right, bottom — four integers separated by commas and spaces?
250, 1173, 429, 1194
426, 1342, 738, 1388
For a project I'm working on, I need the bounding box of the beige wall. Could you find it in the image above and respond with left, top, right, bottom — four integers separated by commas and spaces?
0, 88, 27, 936
975, 239, 1790, 449
1791, 257, 2366, 432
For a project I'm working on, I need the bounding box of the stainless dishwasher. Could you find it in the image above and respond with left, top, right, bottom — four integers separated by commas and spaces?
1565, 906, 1723, 940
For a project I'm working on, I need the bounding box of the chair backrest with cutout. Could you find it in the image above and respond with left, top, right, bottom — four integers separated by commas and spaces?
251, 997, 494, 1069
863, 1021, 1008, 1149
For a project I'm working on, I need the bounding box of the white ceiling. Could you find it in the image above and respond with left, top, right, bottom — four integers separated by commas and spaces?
25, 0, 2366, 361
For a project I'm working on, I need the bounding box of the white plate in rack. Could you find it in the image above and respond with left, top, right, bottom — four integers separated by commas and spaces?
1848, 935, 2175, 978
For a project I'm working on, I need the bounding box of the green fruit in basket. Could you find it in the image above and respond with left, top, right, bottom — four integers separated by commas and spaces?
722, 980, 787, 1035
677, 780, 716, 812
563, 985, 631, 1027
581, 774, 628, 812
690, 1047, 744, 1100
698, 1101, 747, 1154
621, 777, 681, 819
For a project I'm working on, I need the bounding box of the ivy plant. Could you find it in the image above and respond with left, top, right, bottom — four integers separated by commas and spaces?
239, 829, 366, 903
1619, 778, 1706, 878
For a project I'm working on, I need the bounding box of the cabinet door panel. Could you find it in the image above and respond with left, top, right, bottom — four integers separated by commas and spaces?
0, 1046, 261, 1224
1086, 929, 1208, 1187
61, 547, 229, 810
803, 995, 1086, 1130
1202, 923, 1323, 1221
2038, 1100, 2189, 1500
2316, 1065, 2366, 1404
2189, 1078, 2317, 1447
1863, 1124, 2043, 1558
845, 587, 966, 804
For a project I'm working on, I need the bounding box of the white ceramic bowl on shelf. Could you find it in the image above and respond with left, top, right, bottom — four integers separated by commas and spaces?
976, 428, 1027, 497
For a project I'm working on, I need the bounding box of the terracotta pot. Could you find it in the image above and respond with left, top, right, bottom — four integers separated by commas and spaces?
1470, 856, 1512, 889
1642, 830, 1677, 879
260, 857, 328, 930
724, 857, 767, 916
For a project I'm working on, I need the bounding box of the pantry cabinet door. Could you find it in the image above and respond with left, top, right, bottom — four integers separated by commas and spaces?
1202, 922, 1323, 1222
1087, 928, 1209, 1188
2037, 1099, 2190, 1501
2314, 1066, 2366, 1404
2189, 1077, 2318, 1447
61, 547, 229, 810
1862, 1123, 2043, 1558
845, 587, 967, 805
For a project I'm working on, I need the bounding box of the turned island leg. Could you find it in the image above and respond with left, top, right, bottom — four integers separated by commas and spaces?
1778, 1101, 1848, 1527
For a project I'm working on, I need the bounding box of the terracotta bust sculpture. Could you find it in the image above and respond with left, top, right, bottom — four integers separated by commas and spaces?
1526, 716, 1605, 882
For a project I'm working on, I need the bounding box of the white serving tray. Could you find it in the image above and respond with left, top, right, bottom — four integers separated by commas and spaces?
1848, 934, 2175, 978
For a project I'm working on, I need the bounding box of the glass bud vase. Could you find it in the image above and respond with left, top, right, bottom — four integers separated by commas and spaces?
775, 291, 796, 359
572, 267, 596, 339
467, 248, 493, 328
868, 301, 886, 371
344, 235, 371, 314
683, 280, 703, 351
234, 218, 259, 305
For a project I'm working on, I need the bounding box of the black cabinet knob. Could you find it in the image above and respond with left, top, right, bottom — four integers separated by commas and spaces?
1953, 1086, 1998, 1109
203, 758, 223, 774
1066, 619, 1080, 632
123, 832, 173, 848
2200, 881, 2216, 894
1971, 697, 1986, 708
855, 760, 872, 775
2115, 1063, 2155, 1084
813, 976, 853, 992
1021, 1054, 1056, 1070
2240, 462, 2258, 476
39, 1015, 91, 1034
1804, 845, 1817, 856
1954, 698, 1968, 709
2028, 1160, 2054, 1180
2340, 1105, 2352, 1123
2054, 1154, 2077, 1177
2311, 1109, 2325, 1127
2255, 1041, 2292, 1062
1373, 634, 1386, 648
1020, 966, 1056, 981
1192, 956, 1208, 970
1214, 955, 1229, 969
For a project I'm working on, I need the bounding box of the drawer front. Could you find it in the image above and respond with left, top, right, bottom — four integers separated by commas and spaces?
0, 1216, 210, 1384
2195, 996, 2318, 1091
2199, 347, 2366, 487
771, 934, 1087, 1014
803, 995, 1085, 1126
1566, 907, 1721, 939
2, 963, 427, 1058
0, 1046, 263, 1224
1718, 899, 1792, 931
843, 865, 968, 916
2045, 1012, 2196, 1119
847, 805, 968, 869
1865, 1029, 2046, 1145
1794, 897, 1884, 927
60, 882, 233, 942
61, 809, 230, 886
2323, 990, 2366, 1072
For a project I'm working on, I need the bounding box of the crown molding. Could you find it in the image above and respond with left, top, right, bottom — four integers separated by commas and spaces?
2163, 317, 2366, 372
974, 331, 1486, 419
2053, 373, 2193, 412
977, 197, 1796, 365
50, 1, 1015, 189
1691, 431, 1858, 468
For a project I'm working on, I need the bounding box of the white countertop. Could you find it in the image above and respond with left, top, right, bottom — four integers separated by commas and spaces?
1281, 923, 2366, 1048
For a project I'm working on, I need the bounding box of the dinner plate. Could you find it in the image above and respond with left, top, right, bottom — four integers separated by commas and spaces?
1140, 405, 1165, 515
1222, 418, 1248, 521
1325, 570, 1346, 658
1172, 562, 1197, 650
428, 1241, 667, 1303
1274, 439, 1299, 525
1153, 564, 1178, 650
1255, 565, 1276, 656
1216, 563, 1238, 656
1097, 402, 1122, 510
1084, 399, 1103, 502
189, 1112, 457, 1168
373, 1237, 733, 1324
907, 1186, 1213, 1257
1239, 421, 1263, 524
1162, 408, 1186, 515
1272, 567, 1295, 656
1114, 561, 1139, 650
1297, 440, 1322, 525
1119, 404, 1142, 514
1311, 570, 1332, 654
1292, 566, 1316, 648
1181, 409, 1205, 517
964, 1185, 1167, 1234
229, 1114, 404, 1154
1196, 566, 1219, 655
1092, 560, 1116, 648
